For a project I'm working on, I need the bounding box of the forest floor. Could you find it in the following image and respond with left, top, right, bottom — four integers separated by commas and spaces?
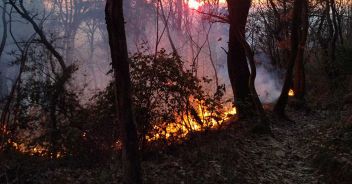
140, 108, 348, 184
1, 105, 352, 184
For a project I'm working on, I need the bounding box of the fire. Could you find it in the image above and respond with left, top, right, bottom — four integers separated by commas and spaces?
7, 102, 236, 156
7, 139, 63, 158
6, 136, 68, 158
288, 89, 295, 96
146, 99, 237, 142
5, 97, 236, 156
186, 0, 204, 9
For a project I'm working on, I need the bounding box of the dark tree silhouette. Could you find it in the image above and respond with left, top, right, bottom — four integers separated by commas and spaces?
105, 0, 142, 183
293, 0, 309, 107
0, 1, 7, 59
273, 0, 303, 116
226, 0, 252, 117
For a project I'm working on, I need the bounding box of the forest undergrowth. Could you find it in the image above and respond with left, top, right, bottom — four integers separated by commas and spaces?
1, 102, 351, 184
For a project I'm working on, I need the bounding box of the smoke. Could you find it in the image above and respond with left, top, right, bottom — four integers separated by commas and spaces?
255, 53, 283, 104
0, 0, 284, 104
0, 1, 38, 99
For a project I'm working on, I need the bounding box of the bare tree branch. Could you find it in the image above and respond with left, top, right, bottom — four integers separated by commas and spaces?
0, 1, 8, 60
8, 0, 66, 71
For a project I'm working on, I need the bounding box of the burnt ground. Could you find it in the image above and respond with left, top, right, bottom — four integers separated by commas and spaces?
1, 106, 352, 184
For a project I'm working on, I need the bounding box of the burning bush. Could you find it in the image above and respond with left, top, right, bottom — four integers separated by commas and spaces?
4, 48, 235, 159
132, 49, 237, 143
87, 49, 235, 149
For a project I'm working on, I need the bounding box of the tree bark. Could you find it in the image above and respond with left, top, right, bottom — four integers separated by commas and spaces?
293, 0, 309, 106
105, 0, 142, 183
327, 0, 339, 86
227, 0, 252, 117
273, 0, 302, 116
241, 35, 271, 133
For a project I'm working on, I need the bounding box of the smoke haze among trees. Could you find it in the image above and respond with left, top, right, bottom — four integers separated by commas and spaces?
0, 0, 351, 183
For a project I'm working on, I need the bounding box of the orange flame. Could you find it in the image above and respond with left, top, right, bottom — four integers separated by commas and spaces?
8, 139, 63, 158
7, 99, 237, 156
288, 89, 295, 96
146, 99, 237, 142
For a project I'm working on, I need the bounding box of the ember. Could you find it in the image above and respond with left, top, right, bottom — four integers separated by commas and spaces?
288, 89, 295, 97
7, 139, 64, 158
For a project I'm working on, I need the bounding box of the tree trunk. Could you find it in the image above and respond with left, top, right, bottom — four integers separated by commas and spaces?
227, 0, 252, 117
293, 0, 309, 106
242, 36, 271, 133
328, 0, 340, 86
105, 0, 142, 183
273, 0, 302, 116
64, 27, 78, 64
176, 0, 183, 31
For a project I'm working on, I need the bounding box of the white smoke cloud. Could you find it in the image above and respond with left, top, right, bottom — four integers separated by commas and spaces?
255, 53, 283, 104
